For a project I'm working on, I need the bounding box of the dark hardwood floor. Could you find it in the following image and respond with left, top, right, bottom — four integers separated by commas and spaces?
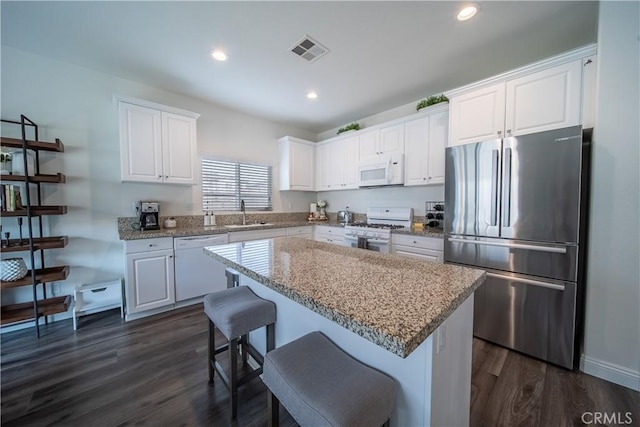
2, 305, 638, 426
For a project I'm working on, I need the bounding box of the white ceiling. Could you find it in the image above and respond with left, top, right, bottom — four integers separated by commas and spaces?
1, 1, 598, 134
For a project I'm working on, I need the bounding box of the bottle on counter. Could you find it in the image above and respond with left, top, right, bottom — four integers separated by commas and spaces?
204, 211, 211, 226
210, 211, 216, 226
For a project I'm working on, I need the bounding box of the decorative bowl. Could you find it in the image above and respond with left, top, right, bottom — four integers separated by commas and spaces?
1, 258, 28, 281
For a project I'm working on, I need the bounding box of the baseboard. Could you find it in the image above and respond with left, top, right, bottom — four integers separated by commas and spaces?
580, 355, 640, 391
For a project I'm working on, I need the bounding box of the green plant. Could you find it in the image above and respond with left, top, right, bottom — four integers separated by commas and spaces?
337, 122, 360, 134
416, 94, 449, 111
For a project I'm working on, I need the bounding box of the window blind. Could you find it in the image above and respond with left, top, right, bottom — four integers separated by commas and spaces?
202, 159, 272, 211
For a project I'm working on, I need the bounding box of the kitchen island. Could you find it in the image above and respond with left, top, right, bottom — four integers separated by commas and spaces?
205, 237, 484, 426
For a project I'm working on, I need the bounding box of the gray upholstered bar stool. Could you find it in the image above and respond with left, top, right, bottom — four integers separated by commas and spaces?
204, 286, 276, 419
263, 331, 397, 427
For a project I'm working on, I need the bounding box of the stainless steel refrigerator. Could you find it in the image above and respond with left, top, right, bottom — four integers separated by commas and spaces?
444, 126, 591, 369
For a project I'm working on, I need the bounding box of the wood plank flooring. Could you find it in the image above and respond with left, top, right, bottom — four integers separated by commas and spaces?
2, 304, 639, 426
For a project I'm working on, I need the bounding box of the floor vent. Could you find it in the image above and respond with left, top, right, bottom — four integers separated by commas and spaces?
290, 35, 329, 63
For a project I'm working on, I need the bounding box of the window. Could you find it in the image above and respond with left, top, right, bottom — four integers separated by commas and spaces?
202, 159, 272, 211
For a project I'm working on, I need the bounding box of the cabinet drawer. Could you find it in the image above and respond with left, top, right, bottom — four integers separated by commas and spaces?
392, 234, 443, 251
228, 228, 287, 243
393, 245, 442, 263
315, 234, 344, 245
287, 226, 313, 236
314, 225, 344, 236
124, 237, 174, 254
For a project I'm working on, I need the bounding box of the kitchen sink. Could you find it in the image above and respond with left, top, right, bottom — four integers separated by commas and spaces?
224, 223, 273, 228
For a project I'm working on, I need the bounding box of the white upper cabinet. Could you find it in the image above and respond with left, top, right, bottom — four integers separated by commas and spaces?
359, 129, 380, 158
449, 83, 506, 146
358, 124, 404, 159
329, 135, 359, 190
119, 99, 199, 184
278, 136, 315, 191
379, 123, 405, 156
315, 142, 332, 191
161, 112, 198, 184
505, 60, 581, 136
316, 135, 359, 192
448, 56, 588, 147
404, 108, 448, 186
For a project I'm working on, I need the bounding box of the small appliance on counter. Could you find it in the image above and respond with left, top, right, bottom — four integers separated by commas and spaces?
424, 201, 445, 229
337, 209, 353, 226
138, 201, 160, 231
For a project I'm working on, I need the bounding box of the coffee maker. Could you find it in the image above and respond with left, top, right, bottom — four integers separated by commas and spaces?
138, 201, 160, 231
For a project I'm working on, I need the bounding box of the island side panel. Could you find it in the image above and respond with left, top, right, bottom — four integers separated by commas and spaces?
242, 274, 433, 427
430, 294, 474, 427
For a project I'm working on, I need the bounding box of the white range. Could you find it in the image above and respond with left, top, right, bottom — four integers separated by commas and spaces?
344, 207, 413, 253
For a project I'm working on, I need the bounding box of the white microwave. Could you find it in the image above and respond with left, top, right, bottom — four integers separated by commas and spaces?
358, 153, 404, 187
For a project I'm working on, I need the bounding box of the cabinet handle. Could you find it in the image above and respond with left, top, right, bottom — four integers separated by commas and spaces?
169, 255, 173, 258
165, 175, 168, 179
428, 176, 432, 180
497, 130, 502, 136
158, 175, 162, 178
506, 129, 512, 135
149, 244, 157, 247
423, 177, 426, 180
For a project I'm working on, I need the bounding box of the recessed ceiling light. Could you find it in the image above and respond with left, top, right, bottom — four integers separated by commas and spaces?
210, 50, 227, 61
307, 92, 318, 100
457, 3, 480, 21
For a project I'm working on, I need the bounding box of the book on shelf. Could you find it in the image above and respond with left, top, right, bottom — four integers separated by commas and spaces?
1, 184, 25, 212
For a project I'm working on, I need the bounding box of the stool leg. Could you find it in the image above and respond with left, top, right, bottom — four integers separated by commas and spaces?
241, 334, 249, 366
382, 420, 390, 427
229, 338, 238, 419
266, 323, 275, 352
267, 389, 279, 427
208, 320, 215, 382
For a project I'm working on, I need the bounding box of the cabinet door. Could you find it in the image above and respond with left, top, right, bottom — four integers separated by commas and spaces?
330, 140, 346, 189
427, 111, 448, 184
449, 83, 506, 147
289, 140, 315, 191
119, 103, 163, 183
162, 112, 197, 184
342, 135, 360, 189
505, 60, 581, 136
404, 116, 429, 186
315, 143, 332, 191
380, 123, 405, 155
359, 129, 379, 158
126, 250, 175, 314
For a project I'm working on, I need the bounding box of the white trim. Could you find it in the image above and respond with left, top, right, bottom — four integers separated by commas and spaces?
580, 355, 640, 391
445, 44, 598, 98
114, 95, 201, 119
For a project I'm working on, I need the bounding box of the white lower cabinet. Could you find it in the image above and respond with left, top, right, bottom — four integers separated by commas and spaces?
391, 234, 444, 262
314, 225, 345, 245
124, 237, 175, 317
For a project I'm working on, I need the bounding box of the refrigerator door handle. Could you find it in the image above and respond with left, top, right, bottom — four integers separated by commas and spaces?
502, 147, 512, 227
490, 149, 499, 226
486, 272, 566, 291
447, 237, 567, 253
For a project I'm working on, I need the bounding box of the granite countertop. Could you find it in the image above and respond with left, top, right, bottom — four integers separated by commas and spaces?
205, 237, 484, 358
118, 221, 313, 240
118, 220, 445, 240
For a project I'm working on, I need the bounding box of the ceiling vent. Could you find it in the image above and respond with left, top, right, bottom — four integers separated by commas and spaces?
290, 35, 329, 63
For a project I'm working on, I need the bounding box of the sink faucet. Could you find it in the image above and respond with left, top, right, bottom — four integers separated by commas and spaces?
240, 200, 246, 225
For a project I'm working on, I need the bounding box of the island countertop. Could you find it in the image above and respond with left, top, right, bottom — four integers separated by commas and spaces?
205, 237, 484, 358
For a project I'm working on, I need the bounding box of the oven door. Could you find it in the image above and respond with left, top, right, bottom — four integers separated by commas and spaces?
344, 236, 390, 253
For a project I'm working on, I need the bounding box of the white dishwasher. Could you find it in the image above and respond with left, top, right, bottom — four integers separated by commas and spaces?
174, 234, 229, 302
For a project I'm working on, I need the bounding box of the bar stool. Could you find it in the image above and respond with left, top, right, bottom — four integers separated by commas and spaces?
204, 286, 276, 419
263, 331, 397, 427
